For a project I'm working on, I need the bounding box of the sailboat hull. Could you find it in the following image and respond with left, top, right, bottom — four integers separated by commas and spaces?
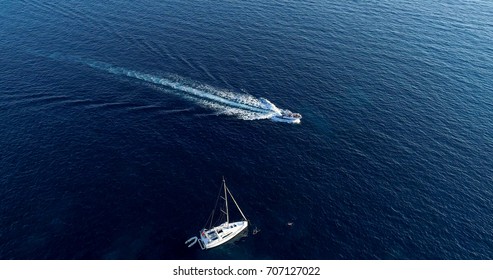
200, 221, 248, 249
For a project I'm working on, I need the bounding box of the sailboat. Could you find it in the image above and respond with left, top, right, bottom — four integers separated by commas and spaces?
185, 178, 248, 250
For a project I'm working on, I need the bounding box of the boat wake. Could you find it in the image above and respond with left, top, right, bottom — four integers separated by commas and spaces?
49, 54, 301, 122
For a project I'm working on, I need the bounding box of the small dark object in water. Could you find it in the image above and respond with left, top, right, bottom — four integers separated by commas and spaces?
253, 227, 261, 235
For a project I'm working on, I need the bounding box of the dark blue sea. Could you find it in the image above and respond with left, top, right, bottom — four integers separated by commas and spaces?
1, 0, 492, 260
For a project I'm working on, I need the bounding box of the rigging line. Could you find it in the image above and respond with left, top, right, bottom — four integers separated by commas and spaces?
226, 184, 247, 221
204, 179, 226, 229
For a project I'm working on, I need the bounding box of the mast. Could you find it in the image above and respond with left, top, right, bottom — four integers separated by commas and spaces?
223, 177, 229, 224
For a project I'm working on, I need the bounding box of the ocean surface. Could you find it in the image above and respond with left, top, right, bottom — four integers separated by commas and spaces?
1, 0, 492, 259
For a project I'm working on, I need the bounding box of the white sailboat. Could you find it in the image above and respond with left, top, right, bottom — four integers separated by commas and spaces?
185, 178, 248, 250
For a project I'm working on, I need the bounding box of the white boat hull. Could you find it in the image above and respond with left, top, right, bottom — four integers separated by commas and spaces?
271, 115, 301, 124
199, 221, 248, 250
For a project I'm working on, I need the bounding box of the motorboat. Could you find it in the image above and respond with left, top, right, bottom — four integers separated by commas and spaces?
271, 110, 302, 124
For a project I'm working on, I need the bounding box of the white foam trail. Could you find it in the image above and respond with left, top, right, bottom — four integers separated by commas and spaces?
53, 55, 290, 121
84, 60, 286, 120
